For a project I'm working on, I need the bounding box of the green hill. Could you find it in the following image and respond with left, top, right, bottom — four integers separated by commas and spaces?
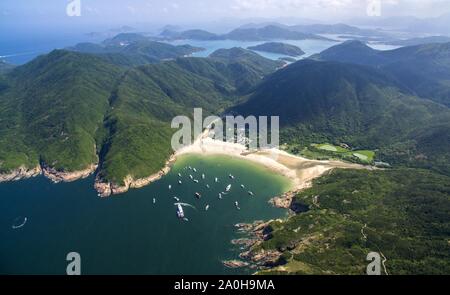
315, 41, 450, 106
0, 49, 281, 184
248, 42, 305, 57
257, 168, 450, 275
0, 50, 123, 173
68, 35, 205, 67
232, 59, 450, 174
224, 25, 329, 41
161, 29, 220, 41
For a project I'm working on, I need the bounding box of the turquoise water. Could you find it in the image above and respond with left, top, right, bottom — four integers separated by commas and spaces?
166, 39, 340, 60
0, 155, 291, 274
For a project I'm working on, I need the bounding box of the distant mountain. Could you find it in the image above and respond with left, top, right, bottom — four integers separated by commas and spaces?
210, 47, 283, 72
158, 25, 333, 42
314, 40, 450, 106
160, 29, 220, 41
102, 33, 149, 46
387, 36, 450, 46
224, 25, 329, 41
351, 13, 450, 35
238, 22, 384, 38
68, 34, 205, 67
238, 22, 290, 30
290, 23, 384, 37
248, 42, 305, 57
232, 59, 450, 174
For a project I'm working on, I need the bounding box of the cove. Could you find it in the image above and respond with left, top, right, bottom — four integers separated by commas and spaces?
0, 154, 292, 274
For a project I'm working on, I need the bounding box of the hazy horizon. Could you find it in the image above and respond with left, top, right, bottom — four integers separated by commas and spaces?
1, 0, 450, 34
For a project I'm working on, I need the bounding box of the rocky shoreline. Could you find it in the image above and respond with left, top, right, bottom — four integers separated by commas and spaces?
269, 190, 300, 209
94, 155, 177, 197
222, 220, 286, 270
0, 163, 99, 184
42, 164, 98, 183
0, 165, 42, 182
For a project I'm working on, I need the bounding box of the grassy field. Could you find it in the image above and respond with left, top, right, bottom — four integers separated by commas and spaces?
293, 143, 376, 164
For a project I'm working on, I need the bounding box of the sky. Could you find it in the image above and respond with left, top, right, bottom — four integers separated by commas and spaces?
1, 0, 450, 32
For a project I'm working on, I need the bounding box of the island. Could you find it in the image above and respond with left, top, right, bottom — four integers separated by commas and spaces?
248, 42, 305, 57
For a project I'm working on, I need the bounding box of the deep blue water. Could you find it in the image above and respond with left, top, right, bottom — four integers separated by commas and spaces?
0, 155, 291, 274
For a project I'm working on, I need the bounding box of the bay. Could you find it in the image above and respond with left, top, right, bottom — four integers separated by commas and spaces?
0, 154, 292, 274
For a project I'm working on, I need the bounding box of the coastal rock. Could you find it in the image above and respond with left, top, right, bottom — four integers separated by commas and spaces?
94, 179, 112, 197
0, 165, 42, 182
42, 163, 97, 183
222, 260, 250, 268
269, 190, 299, 209
240, 249, 283, 267
94, 155, 176, 197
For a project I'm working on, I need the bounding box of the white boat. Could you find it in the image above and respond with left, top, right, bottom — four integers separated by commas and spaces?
205, 205, 210, 211
215, 177, 218, 183
153, 198, 156, 204
202, 174, 205, 179
168, 185, 172, 190
189, 174, 193, 179
195, 192, 202, 199
218, 193, 222, 199
178, 180, 182, 184
178, 173, 182, 177
173, 197, 180, 202
193, 168, 197, 172
226, 184, 231, 192
248, 191, 254, 196
176, 204, 185, 219
194, 179, 199, 183
188, 166, 192, 170
235, 201, 240, 210
229, 174, 235, 179
241, 184, 245, 188
206, 184, 210, 188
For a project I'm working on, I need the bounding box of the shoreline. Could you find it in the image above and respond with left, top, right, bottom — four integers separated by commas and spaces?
173, 132, 371, 208
94, 155, 177, 197
1, 129, 372, 201
0, 163, 97, 184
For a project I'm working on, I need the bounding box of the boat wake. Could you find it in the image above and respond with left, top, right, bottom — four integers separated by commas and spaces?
174, 202, 197, 210
12, 216, 27, 229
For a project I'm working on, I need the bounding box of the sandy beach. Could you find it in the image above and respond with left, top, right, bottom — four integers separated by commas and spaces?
175, 130, 371, 195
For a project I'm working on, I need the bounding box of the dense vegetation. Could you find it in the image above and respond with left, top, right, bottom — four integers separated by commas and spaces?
315, 40, 450, 106
247, 42, 305, 57
232, 59, 450, 175
159, 25, 328, 42
68, 36, 204, 67
224, 25, 328, 41
0, 61, 14, 74
0, 50, 122, 173
0, 48, 281, 183
1, 35, 449, 274
258, 169, 450, 275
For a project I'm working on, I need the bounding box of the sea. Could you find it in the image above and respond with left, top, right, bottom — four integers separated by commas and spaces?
0, 154, 292, 274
